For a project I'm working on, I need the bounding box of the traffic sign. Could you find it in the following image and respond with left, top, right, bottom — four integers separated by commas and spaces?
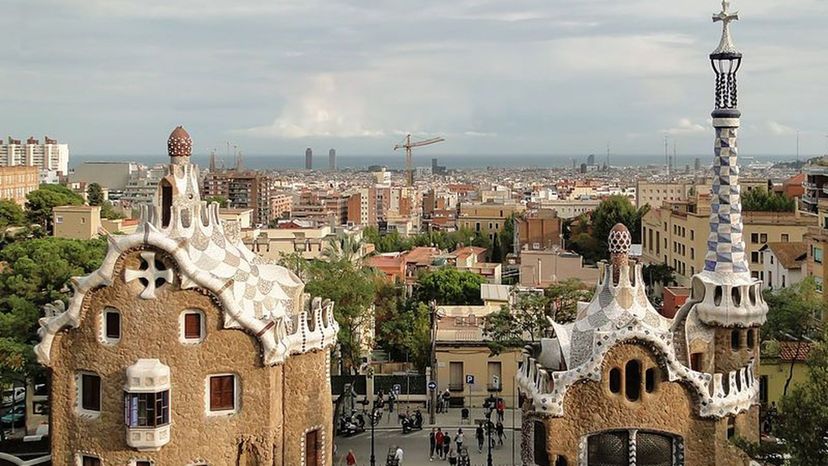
393, 384, 402, 395
428, 381, 437, 390
466, 374, 475, 385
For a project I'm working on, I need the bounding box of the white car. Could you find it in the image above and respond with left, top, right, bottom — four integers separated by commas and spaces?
1, 387, 25, 407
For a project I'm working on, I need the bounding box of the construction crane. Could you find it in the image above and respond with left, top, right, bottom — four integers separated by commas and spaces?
394, 134, 445, 187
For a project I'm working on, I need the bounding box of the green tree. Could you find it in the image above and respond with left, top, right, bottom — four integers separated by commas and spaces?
776, 330, 828, 466
377, 298, 431, 371
0, 200, 26, 229
0, 237, 107, 381
484, 293, 551, 355
590, 195, 649, 258
413, 268, 484, 305
322, 234, 363, 264
100, 201, 125, 220
741, 188, 795, 213
498, 214, 516, 258
642, 263, 677, 291
25, 184, 84, 231
545, 278, 594, 323
490, 233, 503, 263
304, 259, 376, 373
86, 183, 105, 206
205, 195, 229, 208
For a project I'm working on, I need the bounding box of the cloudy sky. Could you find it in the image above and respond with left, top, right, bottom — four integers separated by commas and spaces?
2, 0, 827, 158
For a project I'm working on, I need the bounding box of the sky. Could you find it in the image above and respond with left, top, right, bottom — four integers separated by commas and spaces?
2, 0, 828, 158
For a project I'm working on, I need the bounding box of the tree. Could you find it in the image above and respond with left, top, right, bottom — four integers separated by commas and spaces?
304, 259, 376, 373
86, 183, 104, 206
642, 263, 677, 293
545, 278, 594, 323
413, 268, 484, 305
0, 200, 26, 229
100, 201, 125, 220
490, 233, 503, 263
0, 237, 107, 381
590, 195, 649, 258
741, 188, 795, 213
776, 330, 828, 466
762, 278, 826, 397
498, 214, 516, 258
25, 184, 83, 231
322, 234, 363, 264
376, 297, 431, 371
484, 293, 551, 355
205, 196, 229, 208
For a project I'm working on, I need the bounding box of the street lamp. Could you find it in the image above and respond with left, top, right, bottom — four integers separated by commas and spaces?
483, 394, 497, 466
369, 403, 380, 466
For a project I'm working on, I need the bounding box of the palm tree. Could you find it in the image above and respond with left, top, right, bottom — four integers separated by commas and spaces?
322, 233, 364, 264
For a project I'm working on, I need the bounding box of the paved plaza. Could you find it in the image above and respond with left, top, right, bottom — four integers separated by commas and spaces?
333, 406, 522, 466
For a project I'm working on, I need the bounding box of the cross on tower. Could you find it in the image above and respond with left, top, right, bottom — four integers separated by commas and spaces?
712, 0, 739, 53
125, 251, 174, 299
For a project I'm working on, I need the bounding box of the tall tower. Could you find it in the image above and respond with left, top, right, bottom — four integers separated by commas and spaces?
329, 148, 336, 171
305, 147, 312, 170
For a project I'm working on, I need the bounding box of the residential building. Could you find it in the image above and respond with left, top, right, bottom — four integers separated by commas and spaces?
641, 198, 814, 285
758, 341, 812, 408
71, 161, 140, 192
271, 192, 293, 219
219, 207, 254, 230
636, 180, 696, 208
435, 304, 520, 407
518, 14, 765, 464
453, 246, 502, 284
243, 220, 335, 260
52, 205, 102, 240
35, 126, 337, 464
121, 164, 166, 206
0, 136, 69, 176
292, 190, 349, 225
518, 249, 599, 287
534, 199, 600, 219
458, 201, 525, 241
202, 169, 273, 225
347, 187, 377, 227
0, 165, 38, 206
760, 242, 807, 290
514, 209, 562, 254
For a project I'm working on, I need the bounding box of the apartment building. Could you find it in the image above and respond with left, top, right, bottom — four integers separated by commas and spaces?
347, 187, 377, 227
70, 161, 138, 192
292, 190, 349, 225
271, 192, 292, 219
202, 169, 272, 225
760, 242, 807, 290
120, 164, 166, 206
533, 199, 599, 219
458, 201, 525, 240
641, 198, 815, 285
514, 209, 562, 254
636, 178, 771, 209
0, 166, 39, 206
0, 136, 69, 176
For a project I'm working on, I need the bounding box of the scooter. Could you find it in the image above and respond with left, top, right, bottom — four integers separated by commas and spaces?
401, 409, 423, 434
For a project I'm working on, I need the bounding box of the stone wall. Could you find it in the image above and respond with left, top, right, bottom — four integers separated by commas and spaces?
535, 342, 752, 466
48, 248, 332, 465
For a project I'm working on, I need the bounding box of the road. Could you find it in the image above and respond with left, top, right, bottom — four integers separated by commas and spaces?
333, 427, 520, 466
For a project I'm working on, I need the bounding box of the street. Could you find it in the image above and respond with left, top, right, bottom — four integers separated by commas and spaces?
333, 406, 522, 466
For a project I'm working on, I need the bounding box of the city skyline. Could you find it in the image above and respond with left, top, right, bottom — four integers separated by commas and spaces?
2, 0, 827, 157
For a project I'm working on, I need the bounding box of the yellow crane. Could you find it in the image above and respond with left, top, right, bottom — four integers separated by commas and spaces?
394, 134, 445, 187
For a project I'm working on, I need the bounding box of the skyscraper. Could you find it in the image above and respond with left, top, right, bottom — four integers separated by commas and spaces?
329, 148, 336, 171
305, 147, 312, 170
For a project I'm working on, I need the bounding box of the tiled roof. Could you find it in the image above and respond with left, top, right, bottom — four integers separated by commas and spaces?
778, 341, 813, 361
763, 242, 807, 270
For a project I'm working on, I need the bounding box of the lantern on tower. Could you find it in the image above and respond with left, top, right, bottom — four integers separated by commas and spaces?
710, 0, 742, 114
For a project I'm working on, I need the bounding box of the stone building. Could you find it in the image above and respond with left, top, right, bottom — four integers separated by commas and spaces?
35, 126, 338, 465
517, 4, 767, 465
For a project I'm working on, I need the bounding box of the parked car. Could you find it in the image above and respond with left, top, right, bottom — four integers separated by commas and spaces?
1, 387, 25, 407
1, 405, 25, 427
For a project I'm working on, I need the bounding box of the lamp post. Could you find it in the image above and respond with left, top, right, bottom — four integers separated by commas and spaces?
370, 404, 379, 466
483, 394, 497, 466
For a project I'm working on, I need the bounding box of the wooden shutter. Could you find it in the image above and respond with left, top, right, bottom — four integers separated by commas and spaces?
184, 313, 202, 339
210, 375, 234, 411
305, 429, 319, 466
82, 374, 101, 411
105, 311, 120, 339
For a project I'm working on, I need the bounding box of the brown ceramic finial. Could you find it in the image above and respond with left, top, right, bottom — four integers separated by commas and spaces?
608, 223, 631, 284
167, 126, 192, 158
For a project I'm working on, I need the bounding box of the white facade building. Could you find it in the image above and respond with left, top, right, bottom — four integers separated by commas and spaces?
0, 136, 69, 176
760, 242, 806, 290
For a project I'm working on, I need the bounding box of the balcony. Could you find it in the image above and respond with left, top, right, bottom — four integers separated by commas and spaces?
127, 425, 171, 451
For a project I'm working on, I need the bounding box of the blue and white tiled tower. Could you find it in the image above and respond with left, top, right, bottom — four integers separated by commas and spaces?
687, 0, 768, 329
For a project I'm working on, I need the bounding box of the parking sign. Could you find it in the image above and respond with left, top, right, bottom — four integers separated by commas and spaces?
466, 374, 475, 385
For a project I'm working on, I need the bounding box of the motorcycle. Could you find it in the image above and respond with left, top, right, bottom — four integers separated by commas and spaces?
400, 409, 423, 434
338, 411, 366, 436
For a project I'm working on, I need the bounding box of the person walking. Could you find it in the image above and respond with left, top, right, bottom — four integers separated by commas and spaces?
429, 428, 437, 461
443, 433, 451, 459
346, 449, 357, 466
495, 397, 505, 423
495, 420, 504, 446
441, 389, 451, 413
455, 428, 464, 452
475, 423, 485, 453
394, 445, 404, 465
447, 445, 458, 466
435, 428, 445, 459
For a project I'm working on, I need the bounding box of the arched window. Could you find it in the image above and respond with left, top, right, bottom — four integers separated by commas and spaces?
731, 330, 741, 351
160, 179, 173, 228
625, 360, 641, 402
609, 368, 621, 394
645, 368, 658, 393
554, 456, 568, 466
588, 430, 679, 466
746, 329, 755, 349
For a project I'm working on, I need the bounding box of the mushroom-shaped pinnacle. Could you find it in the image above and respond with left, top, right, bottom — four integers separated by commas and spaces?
608, 223, 632, 256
